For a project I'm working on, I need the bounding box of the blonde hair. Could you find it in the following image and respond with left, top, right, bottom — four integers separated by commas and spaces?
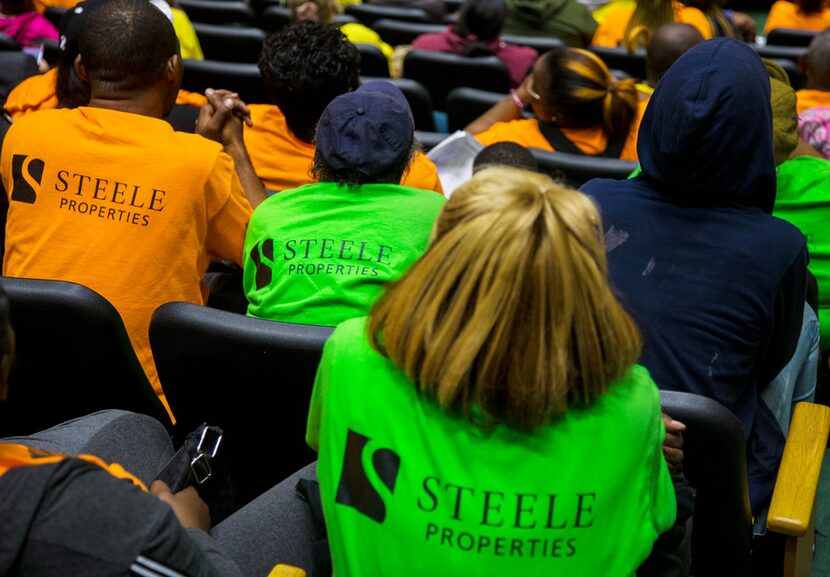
624, 0, 675, 48
368, 167, 642, 429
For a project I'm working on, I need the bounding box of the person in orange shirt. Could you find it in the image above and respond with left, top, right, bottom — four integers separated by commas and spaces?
245, 22, 444, 195
592, 0, 712, 47
467, 46, 643, 161
765, 0, 830, 34
797, 30, 830, 114
0, 0, 266, 416
5, 0, 208, 120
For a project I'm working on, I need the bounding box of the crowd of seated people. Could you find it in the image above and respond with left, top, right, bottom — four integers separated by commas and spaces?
1, 0, 830, 574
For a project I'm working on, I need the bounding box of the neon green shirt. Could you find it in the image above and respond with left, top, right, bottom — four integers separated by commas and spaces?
774, 156, 830, 350
244, 182, 445, 326
307, 317, 677, 577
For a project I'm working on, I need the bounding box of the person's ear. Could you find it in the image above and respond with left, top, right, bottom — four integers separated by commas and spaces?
74, 54, 89, 83
166, 54, 183, 87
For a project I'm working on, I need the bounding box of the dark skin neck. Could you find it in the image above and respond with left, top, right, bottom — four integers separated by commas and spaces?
805, 77, 830, 91
87, 84, 170, 119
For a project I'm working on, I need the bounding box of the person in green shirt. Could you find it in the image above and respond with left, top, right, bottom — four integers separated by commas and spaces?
243, 81, 446, 327
307, 166, 676, 576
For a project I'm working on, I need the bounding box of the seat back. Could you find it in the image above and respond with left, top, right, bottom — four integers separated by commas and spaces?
362, 76, 436, 131
751, 43, 806, 64
182, 59, 269, 103
0, 277, 168, 437
178, 0, 256, 25
355, 43, 390, 77
150, 302, 334, 503
193, 23, 265, 63
372, 18, 445, 45
261, 5, 292, 32
660, 391, 753, 577
346, 3, 432, 26
0, 53, 37, 106
501, 33, 563, 55
771, 58, 805, 90
588, 45, 646, 79
766, 27, 817, 47
403, 49, 510, 110
446, 86, 503, 131
531, 148, 637, 188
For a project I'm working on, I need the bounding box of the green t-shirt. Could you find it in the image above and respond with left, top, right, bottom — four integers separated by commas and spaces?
307, 318, 676, 577
243, 182, 446, 326
773, 156, 830, 349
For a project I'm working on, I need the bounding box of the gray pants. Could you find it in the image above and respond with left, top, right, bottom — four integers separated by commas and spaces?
3, 410, 317, 577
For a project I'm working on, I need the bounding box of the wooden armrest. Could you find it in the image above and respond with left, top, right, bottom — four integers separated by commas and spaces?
767, 402, 830, 536
267, 564, 307, 577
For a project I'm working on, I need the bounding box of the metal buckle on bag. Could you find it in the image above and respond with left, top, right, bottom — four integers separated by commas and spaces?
190, 426, 223, 485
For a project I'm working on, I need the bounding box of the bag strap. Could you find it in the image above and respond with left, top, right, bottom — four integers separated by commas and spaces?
536, 119, 627, 159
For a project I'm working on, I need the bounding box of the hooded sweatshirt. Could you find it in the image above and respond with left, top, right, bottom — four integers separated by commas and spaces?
581, 39, 808, 514
503, 0, 598, 46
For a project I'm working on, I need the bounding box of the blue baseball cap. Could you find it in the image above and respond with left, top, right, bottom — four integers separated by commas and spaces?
315, 80, 415, 180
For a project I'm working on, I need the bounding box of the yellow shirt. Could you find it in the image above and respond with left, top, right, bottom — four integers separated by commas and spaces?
244, 104, 444, 193
796, 88, 830, 115
765, 0, 830, 34
4, 68, 59, 120
1, 107, 253, 415
474, 97, 648, 162
172, 7, 204, 60
32, 0, 77, 13
592, 3, 713, 47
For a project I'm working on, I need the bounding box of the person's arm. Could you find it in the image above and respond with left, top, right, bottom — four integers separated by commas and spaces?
196, 89, 267, 209
464, 76, 531, 135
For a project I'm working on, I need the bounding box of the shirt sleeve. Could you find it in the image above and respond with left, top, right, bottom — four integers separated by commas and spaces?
204, 152, 253, 267
306, 330, 338, 453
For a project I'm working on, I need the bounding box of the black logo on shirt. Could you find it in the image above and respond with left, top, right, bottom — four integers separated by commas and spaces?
250, 239, 274, 290
335, 429, 401, 524
11, 154, 44, 204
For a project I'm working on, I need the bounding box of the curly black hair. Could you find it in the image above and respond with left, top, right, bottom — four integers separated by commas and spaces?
259, 22, 360, 143
311, 142, 418, 187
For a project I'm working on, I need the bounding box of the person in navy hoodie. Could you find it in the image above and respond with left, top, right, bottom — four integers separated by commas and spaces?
581, 38, 808, 520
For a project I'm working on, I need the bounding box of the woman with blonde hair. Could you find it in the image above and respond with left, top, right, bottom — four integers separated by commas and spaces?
467, 46, 645, 160
306, 167, 677, 576
592, 0, 712, 47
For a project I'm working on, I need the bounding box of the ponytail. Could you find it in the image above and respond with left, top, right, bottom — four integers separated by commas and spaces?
603, 77, 638, 138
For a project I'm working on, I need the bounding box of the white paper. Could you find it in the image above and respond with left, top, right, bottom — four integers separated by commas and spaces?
427, 131, 484, 198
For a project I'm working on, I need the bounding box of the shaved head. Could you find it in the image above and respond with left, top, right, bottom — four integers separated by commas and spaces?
646, 23, 704, 85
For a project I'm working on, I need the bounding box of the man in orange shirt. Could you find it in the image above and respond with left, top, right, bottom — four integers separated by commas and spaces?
244, 22, 444, 194
0, 0, 266, 416
797, 30, 830, 114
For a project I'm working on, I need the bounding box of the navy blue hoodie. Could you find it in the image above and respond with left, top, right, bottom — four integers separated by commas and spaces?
581, 39, 808, 514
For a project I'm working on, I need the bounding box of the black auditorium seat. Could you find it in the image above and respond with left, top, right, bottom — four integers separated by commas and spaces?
660, 391, 830, 577
0, 277, 170, 437
178, 0, 256, 26
403, 49, 510, 110
446, 86, 503, 132
371, 18, 445, 46
766, 27, 817, 47
531, 148, 638, 188
355, 43, 390, 77
345, 3, 432, 26
193, 23, 266, 63
182, 59, 269, 104
588, 45, 646, 79
150, 302, 334, 504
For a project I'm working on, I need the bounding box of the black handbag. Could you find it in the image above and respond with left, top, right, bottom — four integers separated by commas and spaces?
155, 424, 241, 524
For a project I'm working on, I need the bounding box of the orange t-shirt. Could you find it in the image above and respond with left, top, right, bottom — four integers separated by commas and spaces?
0, 442, 146, 490
176, 89, 208, 108
244, 104, 444, 194
474, 97, 648, 162
764, 0, 830, 33
32, 0, 78, 13
796, 88, 830, 114
1, 107, 253, 415
4, 68, 59, 120
592, 3, 713, 47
